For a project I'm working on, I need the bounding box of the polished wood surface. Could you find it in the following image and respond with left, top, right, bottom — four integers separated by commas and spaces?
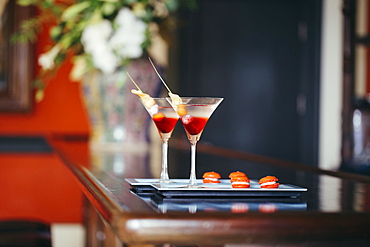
51, 137, 370, 246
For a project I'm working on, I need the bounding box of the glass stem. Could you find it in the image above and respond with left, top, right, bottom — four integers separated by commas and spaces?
160, 139, 169, 182
189, 141, 197, 186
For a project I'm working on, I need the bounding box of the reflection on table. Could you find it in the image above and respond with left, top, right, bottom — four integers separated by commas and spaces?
51, 137, 370, 246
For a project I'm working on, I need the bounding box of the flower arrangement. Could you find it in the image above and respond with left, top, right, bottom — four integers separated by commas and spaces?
13, 0, 196, 100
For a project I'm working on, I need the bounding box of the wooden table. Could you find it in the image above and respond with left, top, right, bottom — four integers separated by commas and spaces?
50, 137, 370, 246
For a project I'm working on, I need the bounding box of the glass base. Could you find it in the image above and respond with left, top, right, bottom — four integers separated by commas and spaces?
159, 179, 173, 183
182, 184, 204, 188
148, 179, 174, 183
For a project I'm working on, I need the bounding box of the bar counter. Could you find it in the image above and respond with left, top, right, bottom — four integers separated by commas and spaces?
50, 137, 370, 246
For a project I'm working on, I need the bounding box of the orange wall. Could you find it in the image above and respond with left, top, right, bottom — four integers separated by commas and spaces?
0, 153, 84, 223
0, 23, 90, 136
0, 22, 88, 224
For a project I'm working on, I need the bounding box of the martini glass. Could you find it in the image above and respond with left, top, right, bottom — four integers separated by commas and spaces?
167, 97, 223, 188
140, 98, 179, 183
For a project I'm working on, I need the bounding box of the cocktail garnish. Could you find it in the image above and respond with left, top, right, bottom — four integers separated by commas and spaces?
148, 57, 182, 107
181, 115, 193, 124
153, 112, 165, 121
177, 104, 187, 116
168, 92, 182, 106
127, 72, 156, 109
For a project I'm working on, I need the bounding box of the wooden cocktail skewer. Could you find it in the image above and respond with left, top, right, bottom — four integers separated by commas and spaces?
127, 72, 156, 108
148, 57, 182, 106
127, 72, 141, 92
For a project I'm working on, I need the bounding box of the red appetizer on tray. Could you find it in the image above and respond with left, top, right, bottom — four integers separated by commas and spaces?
202, 171, 221, 183
259, 176, 280, 188
230, 176, 251, 188
126, 174, 307, 199
228, 171, 247, 179
228, 171, 250, 188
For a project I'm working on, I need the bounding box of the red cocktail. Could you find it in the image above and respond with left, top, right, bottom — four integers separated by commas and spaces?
153, 112, 179, 136
167, 97, 223, 187
140, 98, 179, 183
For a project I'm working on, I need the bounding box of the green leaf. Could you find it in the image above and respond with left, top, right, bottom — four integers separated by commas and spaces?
122, 0, 137, 4
25, 30, 37, 42
88, 8, 103, 24
99, 0, 120, 3
53, 53, 66, 68
141, 28, 151, 50
141, 9, 154, 23
33, 79, 44, 89
20, 35, 29, 43
16, 0, 37, 6
60, 35, 73, 48
102, 2, 117, 16
10, 33, 21, 43
50, 25, 62, 39
61, 1, 91, 21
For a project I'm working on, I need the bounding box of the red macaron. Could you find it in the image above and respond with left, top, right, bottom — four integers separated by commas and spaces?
229, 171, 250, 188
259, 176, 279, 188
231, 176, 251, 188
202, 171, 221, 183
228, 171, 247, 179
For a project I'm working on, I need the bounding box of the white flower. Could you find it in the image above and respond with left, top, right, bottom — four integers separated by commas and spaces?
38, 44, 62, 70
80, 8, 147, 74
110, 8, 147, 60
81, 20, 118, 74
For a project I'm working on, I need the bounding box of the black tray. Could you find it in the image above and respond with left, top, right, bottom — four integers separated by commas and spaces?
126, 178, 307, 199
